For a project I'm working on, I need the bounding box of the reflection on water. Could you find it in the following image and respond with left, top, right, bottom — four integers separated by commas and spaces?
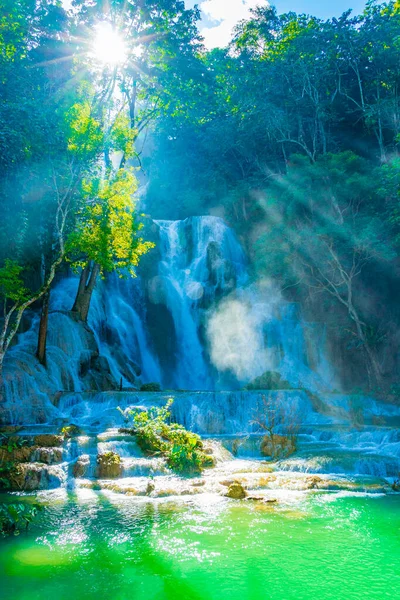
0, 492, 399, 600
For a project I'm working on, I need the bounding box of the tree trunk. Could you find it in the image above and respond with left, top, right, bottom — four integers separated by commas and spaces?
72, 262, 100, 322
349, 304, 382, 388
0, 353, 4, 404
36, 290, 50, 366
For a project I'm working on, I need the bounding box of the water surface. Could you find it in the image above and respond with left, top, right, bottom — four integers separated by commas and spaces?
0, 492, 399, 600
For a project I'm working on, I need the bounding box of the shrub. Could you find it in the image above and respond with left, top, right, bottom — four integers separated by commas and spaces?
140, 382, 161, 392
245, 371, 292, 391
0, 434, 27, 453
121, 399, 214, 475
0, 502, 43, 537
61, 425, 82, 438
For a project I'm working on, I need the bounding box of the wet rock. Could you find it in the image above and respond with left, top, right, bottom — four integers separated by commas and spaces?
0, 426, 22, 434
34, 434, 64, 448
247, 496, 277, 503
140, 382, 161, 392
34, 447, 63, 465
8, 463, 65, 491
392, 478, 400, 492
0, 445, 34, 463
260, 434, 296, 460
96, 451, 122, 478
73, 455, 90, 478
245, 371, 292, 391
226, 481, 247, 499
146, 481, 155, 495
306, 476, 323, 490
220, 479, 236, 487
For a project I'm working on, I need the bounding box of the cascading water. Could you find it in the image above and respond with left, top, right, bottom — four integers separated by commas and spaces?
2, 215, 400, 486
153, 217, 247, 389
3, 215, 336, 419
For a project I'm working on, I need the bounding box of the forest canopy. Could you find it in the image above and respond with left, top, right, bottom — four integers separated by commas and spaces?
0, 0, 400, 392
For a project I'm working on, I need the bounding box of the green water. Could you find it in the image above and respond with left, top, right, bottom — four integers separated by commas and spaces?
0, 491, 399, 600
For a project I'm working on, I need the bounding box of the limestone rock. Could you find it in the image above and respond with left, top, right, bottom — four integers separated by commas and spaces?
96, 452, 122, 478
306, 475, 323, 489
73, 455, 90, 478
34, 434, 64, 448
35, 447, 63, 464
8, 463, 65, 491
0, 445, 33, 463
226, 481, 247, 499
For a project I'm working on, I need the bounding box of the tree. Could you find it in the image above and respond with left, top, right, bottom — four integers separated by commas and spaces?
253, 153, 395, 387
68, 168, 154, 321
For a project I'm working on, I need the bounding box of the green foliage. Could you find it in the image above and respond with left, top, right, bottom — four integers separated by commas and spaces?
98, 451, 121, 466
67, 168, 154, 276
60, 425, 81, 439
245, 371, 292, 391
0, 502, 43, 537
0, 260, 29, 304
0, 461, 19, 491
140, 383, 162, 392
121, 399, 214, 475
66, 100, 104, 159
0, 433, 27, 453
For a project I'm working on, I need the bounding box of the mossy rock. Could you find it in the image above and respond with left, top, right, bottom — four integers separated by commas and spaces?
226, 481, 247, 499
34, 434, 63, 448
260, 434, 296, 459
244, 371, 292, 391
96, 452, 122, 479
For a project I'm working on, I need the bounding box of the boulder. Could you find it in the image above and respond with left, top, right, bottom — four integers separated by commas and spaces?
245, 371, 292, 391
226, 481, 247, 499
306, 475, 323, 490
9, 464, 42, 491
260, 434, 296, 459
96, 452, 122, 478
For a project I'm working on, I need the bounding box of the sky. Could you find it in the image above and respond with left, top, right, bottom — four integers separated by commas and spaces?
61, 0, 368, 49
186, 0, 368, 48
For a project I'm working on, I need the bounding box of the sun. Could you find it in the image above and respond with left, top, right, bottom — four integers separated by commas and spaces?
92, 22, 127, 66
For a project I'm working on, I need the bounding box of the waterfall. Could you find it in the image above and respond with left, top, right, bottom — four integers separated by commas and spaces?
153, 217, 246, 389
1, 215, 355, 421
